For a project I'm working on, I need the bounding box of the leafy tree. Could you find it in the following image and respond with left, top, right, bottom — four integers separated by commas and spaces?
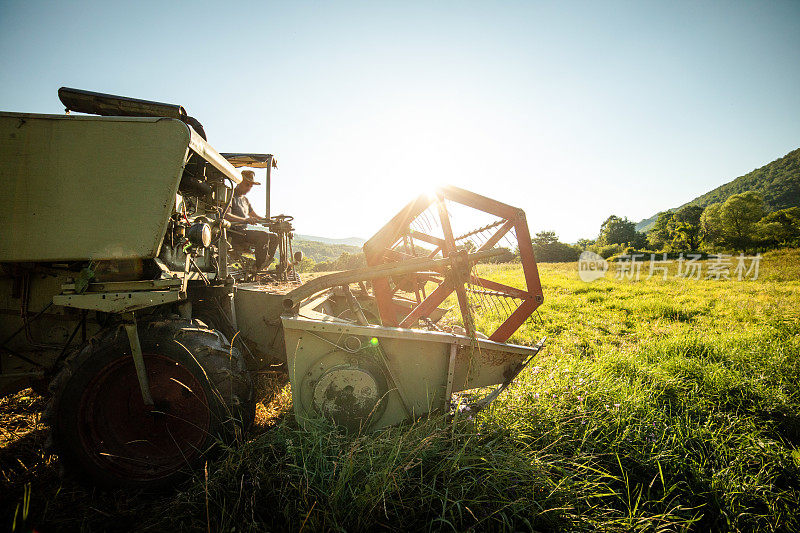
293, 239, 362, 262
647, 206, 704, 251
532, 231, 559, 247
599, 216, 647, 248
593, 244, 625, 259
647, 211, 675, 249
312, 251, 367, 271
531, 231, 581, 262
700, 202, 723, 247
719, 192, 765, 252
294, 256, 316, 273
671, 205, 704, 250
756, 207, 800, 248
699, 193, 766, 252
576, 238, 595, 249
483, 247, 516, 263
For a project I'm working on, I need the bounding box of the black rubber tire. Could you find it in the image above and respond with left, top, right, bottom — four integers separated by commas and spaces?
43, 319, 254, 489
193, 302, 236, 341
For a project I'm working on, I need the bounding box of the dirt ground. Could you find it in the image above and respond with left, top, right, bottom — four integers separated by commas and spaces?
0, 374, 292, 532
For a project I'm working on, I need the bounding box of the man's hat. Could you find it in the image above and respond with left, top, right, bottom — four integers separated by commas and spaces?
240, 170, 261, 185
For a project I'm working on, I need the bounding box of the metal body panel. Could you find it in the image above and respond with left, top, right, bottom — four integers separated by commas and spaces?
52, 290, 182, 313
0, 270, 103, 396
188, 127, 242, 184
0, 113, 189, 262
281, 315, 540, 430
233, 284, 289, 361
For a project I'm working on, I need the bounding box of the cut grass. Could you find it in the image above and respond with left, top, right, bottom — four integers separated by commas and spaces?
2, 249, 799, 532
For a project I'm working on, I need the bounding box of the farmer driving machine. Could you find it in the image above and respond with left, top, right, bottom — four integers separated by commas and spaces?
0, 88, 545, 487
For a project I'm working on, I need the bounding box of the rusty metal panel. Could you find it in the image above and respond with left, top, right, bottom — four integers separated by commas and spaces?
221, 153, 277, 169
0, 112, 189, 262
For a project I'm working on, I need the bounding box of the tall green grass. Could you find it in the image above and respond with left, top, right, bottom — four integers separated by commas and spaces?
6, 250, 799, 531
140, 250, 800, 531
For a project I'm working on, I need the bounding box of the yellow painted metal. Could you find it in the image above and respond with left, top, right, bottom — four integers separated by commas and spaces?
0, 113, 188, 262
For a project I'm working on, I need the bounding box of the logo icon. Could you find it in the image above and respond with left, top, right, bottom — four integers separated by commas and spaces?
578, 251, 608, 282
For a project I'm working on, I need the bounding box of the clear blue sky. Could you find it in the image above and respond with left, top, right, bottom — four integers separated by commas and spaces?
2, 1, 798, 242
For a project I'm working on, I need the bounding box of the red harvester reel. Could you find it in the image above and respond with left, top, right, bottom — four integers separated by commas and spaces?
363, 186, 544, 342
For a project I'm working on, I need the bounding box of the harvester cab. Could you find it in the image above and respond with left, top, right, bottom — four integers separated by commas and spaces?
220, 153, 302, 283
0, 87, 546, 488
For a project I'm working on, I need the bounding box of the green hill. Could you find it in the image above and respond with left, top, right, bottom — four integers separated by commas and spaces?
294, 234, 365, 247
637, 147, 800, 232
292, 238, 362, 262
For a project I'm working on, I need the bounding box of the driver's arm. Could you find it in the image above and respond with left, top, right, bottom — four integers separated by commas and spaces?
225, 213, 248, 224
245, 198, 265, 222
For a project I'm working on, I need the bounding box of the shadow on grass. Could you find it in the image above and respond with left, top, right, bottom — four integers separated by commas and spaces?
0, 375, 295, 533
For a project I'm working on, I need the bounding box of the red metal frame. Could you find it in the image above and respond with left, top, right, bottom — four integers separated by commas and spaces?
363, 186, 544, 343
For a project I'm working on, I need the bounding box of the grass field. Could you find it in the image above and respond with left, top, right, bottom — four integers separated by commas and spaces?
3, 250, 799, 532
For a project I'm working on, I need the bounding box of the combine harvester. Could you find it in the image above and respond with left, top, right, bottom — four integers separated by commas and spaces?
0, 88, 545, 487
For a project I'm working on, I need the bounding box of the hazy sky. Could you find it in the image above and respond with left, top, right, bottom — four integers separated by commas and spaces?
1, 1, 798, 242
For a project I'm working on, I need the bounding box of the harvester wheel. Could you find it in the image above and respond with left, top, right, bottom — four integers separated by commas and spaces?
44, 319, 254, 488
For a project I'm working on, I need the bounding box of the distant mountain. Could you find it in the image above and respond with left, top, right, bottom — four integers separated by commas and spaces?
294, 234, 366, 247
637, 148, 800, 232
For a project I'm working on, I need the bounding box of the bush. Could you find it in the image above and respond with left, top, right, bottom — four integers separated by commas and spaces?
591, 244, 624, 259
482, 247, 517, 263
294, 257, 316, 273
312, 251, 367, 272
608, 250, 713, 261
531, 231, 582, 262
533, 241, 581, 262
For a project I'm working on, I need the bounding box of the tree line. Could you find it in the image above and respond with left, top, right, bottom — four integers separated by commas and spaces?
530, 191, 800, 262
294, 250, 367, 273
298, 191, 799, 270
